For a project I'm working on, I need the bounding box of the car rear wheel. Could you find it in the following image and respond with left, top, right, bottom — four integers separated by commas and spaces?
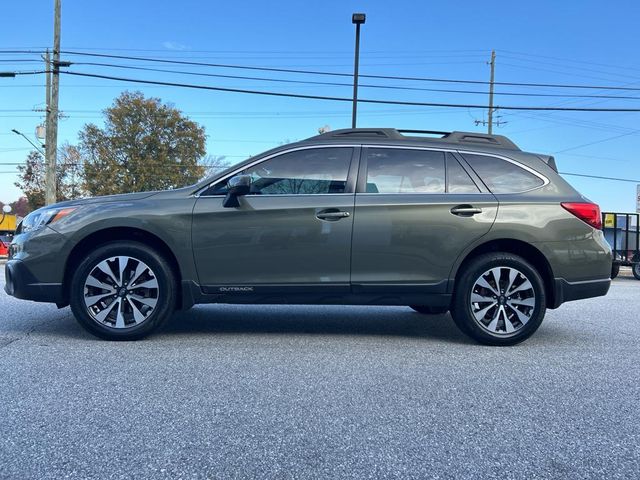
69, 241, 176, 340
451, 253, 546, 346
632, 254, 640, 280
409, 305, 448, 315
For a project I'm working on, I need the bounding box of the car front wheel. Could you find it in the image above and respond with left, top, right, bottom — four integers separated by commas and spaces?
451, 253, 546, 346
69, 241, 176, 340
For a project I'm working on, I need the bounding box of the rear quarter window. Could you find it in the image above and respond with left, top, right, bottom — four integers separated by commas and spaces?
461, 153, 545, 194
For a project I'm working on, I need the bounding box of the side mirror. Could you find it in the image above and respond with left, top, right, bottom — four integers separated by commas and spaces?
222, 174, 252, 208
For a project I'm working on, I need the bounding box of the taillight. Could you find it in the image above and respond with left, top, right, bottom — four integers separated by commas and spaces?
561, 202, 602, 230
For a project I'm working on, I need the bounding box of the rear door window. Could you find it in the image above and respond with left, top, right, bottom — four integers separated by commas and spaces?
365, 148, 445, 194
461, 153, 544, 193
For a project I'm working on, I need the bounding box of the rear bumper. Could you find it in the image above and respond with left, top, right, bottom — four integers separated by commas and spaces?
550, 277, 610, 309
4, 259, 64, 305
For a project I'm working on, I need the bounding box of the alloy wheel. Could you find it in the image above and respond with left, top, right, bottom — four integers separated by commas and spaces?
83, 255, 159, 329
469, 266, 536, 336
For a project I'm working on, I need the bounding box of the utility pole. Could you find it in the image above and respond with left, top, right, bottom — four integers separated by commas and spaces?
487, 50, 496, 135
46, 0, 61, 206
44, 49, 53, 201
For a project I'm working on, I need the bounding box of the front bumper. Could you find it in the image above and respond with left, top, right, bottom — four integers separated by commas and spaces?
550, 277, 611, 309
4, 259, 64, 305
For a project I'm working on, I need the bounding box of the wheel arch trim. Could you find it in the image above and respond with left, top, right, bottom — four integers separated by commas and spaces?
61, 225, 186, 308
449, 238, 556, 307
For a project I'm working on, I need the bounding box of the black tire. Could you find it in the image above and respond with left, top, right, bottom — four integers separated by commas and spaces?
70, 241, 176, 340
451, 253, 546, 346
633, 263, 640, 281
410, 305, 448, 315
610, 263, 620, 280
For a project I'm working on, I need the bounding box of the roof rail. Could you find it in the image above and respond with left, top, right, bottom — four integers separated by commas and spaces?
397, 129, 450, 136
311, 128, 404, 140
307, 128, 520, 150
444, 132, 520, 150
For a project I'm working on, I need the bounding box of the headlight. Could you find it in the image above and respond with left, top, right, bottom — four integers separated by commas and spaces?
21, 207, 77, 233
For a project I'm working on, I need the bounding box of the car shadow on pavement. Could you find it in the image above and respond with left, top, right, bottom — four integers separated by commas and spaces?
162, 304, 473, 345
3, 301, 571, 347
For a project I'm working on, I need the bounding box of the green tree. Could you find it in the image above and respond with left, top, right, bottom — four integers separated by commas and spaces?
9, 197, 30, 217
201, 154, 233, 177
14, 144, 82, 210
15, 151, 46, 210
79, 91, 207, 196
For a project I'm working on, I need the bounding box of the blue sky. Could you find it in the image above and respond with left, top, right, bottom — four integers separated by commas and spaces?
2, 0, 640, 211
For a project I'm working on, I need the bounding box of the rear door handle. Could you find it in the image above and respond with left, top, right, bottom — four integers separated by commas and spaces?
450, 205, 483, 216
316, 209, 351, 221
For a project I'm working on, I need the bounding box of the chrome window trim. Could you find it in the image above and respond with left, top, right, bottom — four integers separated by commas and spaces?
199, 193, 354, 198
195, 143, 550, 197
360, 145, 549, 195
354, 198, 498, 206
356, 192, 490, 196
195, 144, 357, 197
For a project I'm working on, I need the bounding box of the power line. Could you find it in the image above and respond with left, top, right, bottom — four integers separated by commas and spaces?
498, 62, 637, 85
65, 61, 640, 100
0, 59, 43, 63
554, 130, 640, 154
9, 50, 640, 94
499, 55, 640, 81
555, 152, 630, 163
60, 50, 427, 79
2, 47, 490, 54
59, 50, 640, 91
500, 49, 640, 75
499, 77, 640, 138
1, 70, 46, 76
502, 111, 636, 136
52, 70, 640, 112
560, 172, 640, 183
0, 50, 45, 54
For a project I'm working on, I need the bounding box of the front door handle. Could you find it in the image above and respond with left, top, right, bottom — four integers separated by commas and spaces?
450, 205, 483, 216
316, 209, 351, 221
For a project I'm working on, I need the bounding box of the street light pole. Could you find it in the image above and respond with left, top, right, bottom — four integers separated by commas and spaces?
351, 13, 366, 129
11, 129, 45, 156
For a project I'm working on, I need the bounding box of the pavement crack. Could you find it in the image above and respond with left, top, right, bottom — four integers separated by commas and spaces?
0, 337, 21, 349
0, 310, 68, 350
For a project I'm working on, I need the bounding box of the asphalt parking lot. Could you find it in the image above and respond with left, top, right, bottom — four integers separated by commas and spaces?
0, 260, 638, 479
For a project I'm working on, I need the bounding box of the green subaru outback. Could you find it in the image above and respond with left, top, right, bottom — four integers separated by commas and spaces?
4, 128, 611, 345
